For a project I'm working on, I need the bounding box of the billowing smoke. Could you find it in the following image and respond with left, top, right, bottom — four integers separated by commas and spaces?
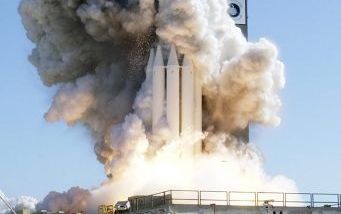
35, 187, 91, 213
19, 0, 296, 212
19, 0, 156, 169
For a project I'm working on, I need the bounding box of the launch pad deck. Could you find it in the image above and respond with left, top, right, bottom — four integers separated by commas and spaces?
129, 204, 341, 214
127, 190, 341, 214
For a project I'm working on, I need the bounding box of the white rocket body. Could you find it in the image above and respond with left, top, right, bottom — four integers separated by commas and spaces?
152, 46, 165, 132
181, 55, 194, 135
149, 45, 202, 154
166, 46, 180, 137
146, 49, 155, 83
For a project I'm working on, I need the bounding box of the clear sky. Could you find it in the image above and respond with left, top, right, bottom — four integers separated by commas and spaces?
0, 0, 340, 200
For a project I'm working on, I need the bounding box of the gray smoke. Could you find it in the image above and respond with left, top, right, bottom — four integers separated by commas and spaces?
19, 0, 156, 170
35, 187, 91, 213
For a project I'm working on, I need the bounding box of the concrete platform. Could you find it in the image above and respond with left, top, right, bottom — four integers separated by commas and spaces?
131, 204, 341, 214
128, 190, 341, 214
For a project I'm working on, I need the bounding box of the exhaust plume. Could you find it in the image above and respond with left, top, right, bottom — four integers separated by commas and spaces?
19, 0, 297, 212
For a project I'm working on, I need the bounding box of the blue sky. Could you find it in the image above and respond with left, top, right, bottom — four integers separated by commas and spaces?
0, 0, 340, 200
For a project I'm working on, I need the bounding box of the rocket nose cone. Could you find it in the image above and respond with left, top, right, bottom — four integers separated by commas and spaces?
167, 45, 179, 66
147, 49, 155, 69
183, 55, 193, 67
154, 45, 164, 67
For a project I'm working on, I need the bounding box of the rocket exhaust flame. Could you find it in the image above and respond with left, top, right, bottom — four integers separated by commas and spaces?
18, 0, 296, 213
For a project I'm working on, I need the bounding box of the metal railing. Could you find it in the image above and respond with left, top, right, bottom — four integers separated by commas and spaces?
128, 190, 341, 211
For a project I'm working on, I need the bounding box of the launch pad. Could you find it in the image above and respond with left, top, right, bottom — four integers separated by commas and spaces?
125, 190, 341, 214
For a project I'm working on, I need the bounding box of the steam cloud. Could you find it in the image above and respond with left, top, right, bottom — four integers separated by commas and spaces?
18, 0, 296, 213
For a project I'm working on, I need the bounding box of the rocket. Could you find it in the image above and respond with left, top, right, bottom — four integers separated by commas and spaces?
149, 45, 202, 154
167, 46, 180, 137
181, 55, 194, 136
152, 46, 165, 133
146, 48, 155, 83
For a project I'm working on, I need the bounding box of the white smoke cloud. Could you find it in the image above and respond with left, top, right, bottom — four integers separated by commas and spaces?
91, 135, 297, 206
133, 72, 153, 130
106, 114, 149, 178
156, 0, 247, 82
18, 0, 297, 212
0, 190, 38, 213
204, 39, 285, 134
45, 75, 96, 124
